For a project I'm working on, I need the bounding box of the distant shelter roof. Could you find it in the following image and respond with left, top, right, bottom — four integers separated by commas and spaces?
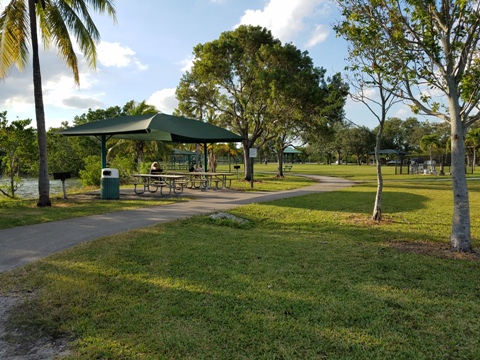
283, 146, 303, 154
368, 149, 408, 156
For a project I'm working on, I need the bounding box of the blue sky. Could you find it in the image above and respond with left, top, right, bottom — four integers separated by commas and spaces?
0, 0, 422, 130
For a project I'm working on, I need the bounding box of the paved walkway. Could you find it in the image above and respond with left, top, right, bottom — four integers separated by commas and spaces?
0, 175, 353, 273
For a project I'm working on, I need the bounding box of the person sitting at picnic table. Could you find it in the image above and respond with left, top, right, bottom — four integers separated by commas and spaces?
189, 165, 195, 172
150, 162, 162, 174
196, 164, 203, 172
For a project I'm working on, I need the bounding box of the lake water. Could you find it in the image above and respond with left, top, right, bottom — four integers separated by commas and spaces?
0, 177, 82, 199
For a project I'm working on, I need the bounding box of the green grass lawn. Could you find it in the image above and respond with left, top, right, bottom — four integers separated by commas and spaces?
1, 165, 480, 359
0, 173, 313, 229
0, 195, 187, 230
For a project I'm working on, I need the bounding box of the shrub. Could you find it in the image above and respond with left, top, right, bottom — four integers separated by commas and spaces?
110, 156, 137, 185
78, 155, 101, 186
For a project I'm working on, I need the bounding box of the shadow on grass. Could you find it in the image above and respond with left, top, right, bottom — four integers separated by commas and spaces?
266, 190, 428, 214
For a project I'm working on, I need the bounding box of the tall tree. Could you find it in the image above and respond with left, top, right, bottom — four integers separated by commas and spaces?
301, 73, 350, 165
335, 0, 480, 252
176, 25, 331, 180
176, 26, 277, 180
0, 0, 116, 206
259, 43, 329, 177
335, 15, 402, 221
465, 128, 480, 171
0, 112, 37, 198
344, 125, 375, 164
420, 134, 440, 169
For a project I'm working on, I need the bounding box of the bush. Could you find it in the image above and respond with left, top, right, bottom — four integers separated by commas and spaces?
139, 161, 152, 174
78, 155, 101, 186
110, 156, 137, 185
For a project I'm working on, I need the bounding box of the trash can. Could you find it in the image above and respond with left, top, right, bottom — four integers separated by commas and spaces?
100, 168, 120, 200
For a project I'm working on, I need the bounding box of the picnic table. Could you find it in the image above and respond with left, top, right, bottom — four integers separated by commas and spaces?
165, 171, 234, 190
131, 174, 187, 195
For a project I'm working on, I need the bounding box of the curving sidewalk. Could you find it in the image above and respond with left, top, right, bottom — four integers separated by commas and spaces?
0, 175, 353, 273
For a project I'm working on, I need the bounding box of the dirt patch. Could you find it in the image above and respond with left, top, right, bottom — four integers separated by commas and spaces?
390, 241, 480, 261
0, 295, 72, 359
344, 214, 396, 226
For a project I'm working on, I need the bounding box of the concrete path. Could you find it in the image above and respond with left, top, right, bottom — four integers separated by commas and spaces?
0, 175, 353, 273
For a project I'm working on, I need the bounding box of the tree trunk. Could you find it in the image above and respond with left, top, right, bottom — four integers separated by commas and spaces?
243, 142, 252, 181
450, 117, 472, 252
29, 0, 51, 207
473, 147, 476, 172
208, 150, 217, 172
372, 127, 383, 221
276, 151, 284, 178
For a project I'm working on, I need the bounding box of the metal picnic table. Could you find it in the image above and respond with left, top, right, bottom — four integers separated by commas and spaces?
131, 174, 187, 195
164, 171, 235, 190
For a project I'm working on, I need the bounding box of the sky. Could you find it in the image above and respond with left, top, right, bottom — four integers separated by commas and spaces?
0, 0, 423, 131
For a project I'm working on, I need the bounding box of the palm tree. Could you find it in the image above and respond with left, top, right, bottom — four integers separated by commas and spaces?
466, 128, 480, 172
0, 0, 116, 206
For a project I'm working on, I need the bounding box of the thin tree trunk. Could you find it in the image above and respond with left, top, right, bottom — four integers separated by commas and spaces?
473, 147, 476, 172
372, 126, 383, 221
276, 150, 284, 178
29, 0, 51, 207
450, 117, 472, 251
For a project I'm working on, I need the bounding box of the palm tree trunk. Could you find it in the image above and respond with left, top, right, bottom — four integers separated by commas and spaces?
29, 0, 51, 207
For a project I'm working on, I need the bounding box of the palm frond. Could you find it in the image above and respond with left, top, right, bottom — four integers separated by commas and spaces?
40, 1, 81, 83
0, 0, 30, 79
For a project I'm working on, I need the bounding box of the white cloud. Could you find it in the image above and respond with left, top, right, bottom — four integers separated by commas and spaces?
394, 107, 411, 118
147, 88, 178, 114
3, 94, 33, 112
236, 0, 329, 44
350, 88, 377, 101
41, 72, 103, 109
97, 41, 147, 70
305, 24, 329, 48
62, 96, 103, 110
179, 55, 194, 73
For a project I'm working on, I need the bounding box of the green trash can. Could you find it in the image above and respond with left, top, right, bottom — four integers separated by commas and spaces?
101, 168, 120, 200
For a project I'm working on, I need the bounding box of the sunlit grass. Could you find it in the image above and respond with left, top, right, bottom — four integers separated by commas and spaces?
235, 162, 480, 182
1, 176, 480, 358
0, 196, 185, 229
229, 172, 314, 191
0, 174, 314, 229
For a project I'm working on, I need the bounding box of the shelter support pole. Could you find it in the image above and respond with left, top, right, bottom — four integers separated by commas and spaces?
204, 143, 208, 171
101, 134, 107, 168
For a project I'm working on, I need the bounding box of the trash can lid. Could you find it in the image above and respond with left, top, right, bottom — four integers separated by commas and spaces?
101, 168, 119, 178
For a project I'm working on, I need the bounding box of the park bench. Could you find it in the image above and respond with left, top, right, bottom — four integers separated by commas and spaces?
284, 165, 293, 172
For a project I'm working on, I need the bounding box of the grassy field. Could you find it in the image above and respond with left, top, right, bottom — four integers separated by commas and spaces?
1, 164, 480, 359
0, 173, 313, 229
0, 195, 187, 230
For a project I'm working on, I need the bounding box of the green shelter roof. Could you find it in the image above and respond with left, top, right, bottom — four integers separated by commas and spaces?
60, 113, 243, 143
283, 146, 303, 154
368, 149, 408, 155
